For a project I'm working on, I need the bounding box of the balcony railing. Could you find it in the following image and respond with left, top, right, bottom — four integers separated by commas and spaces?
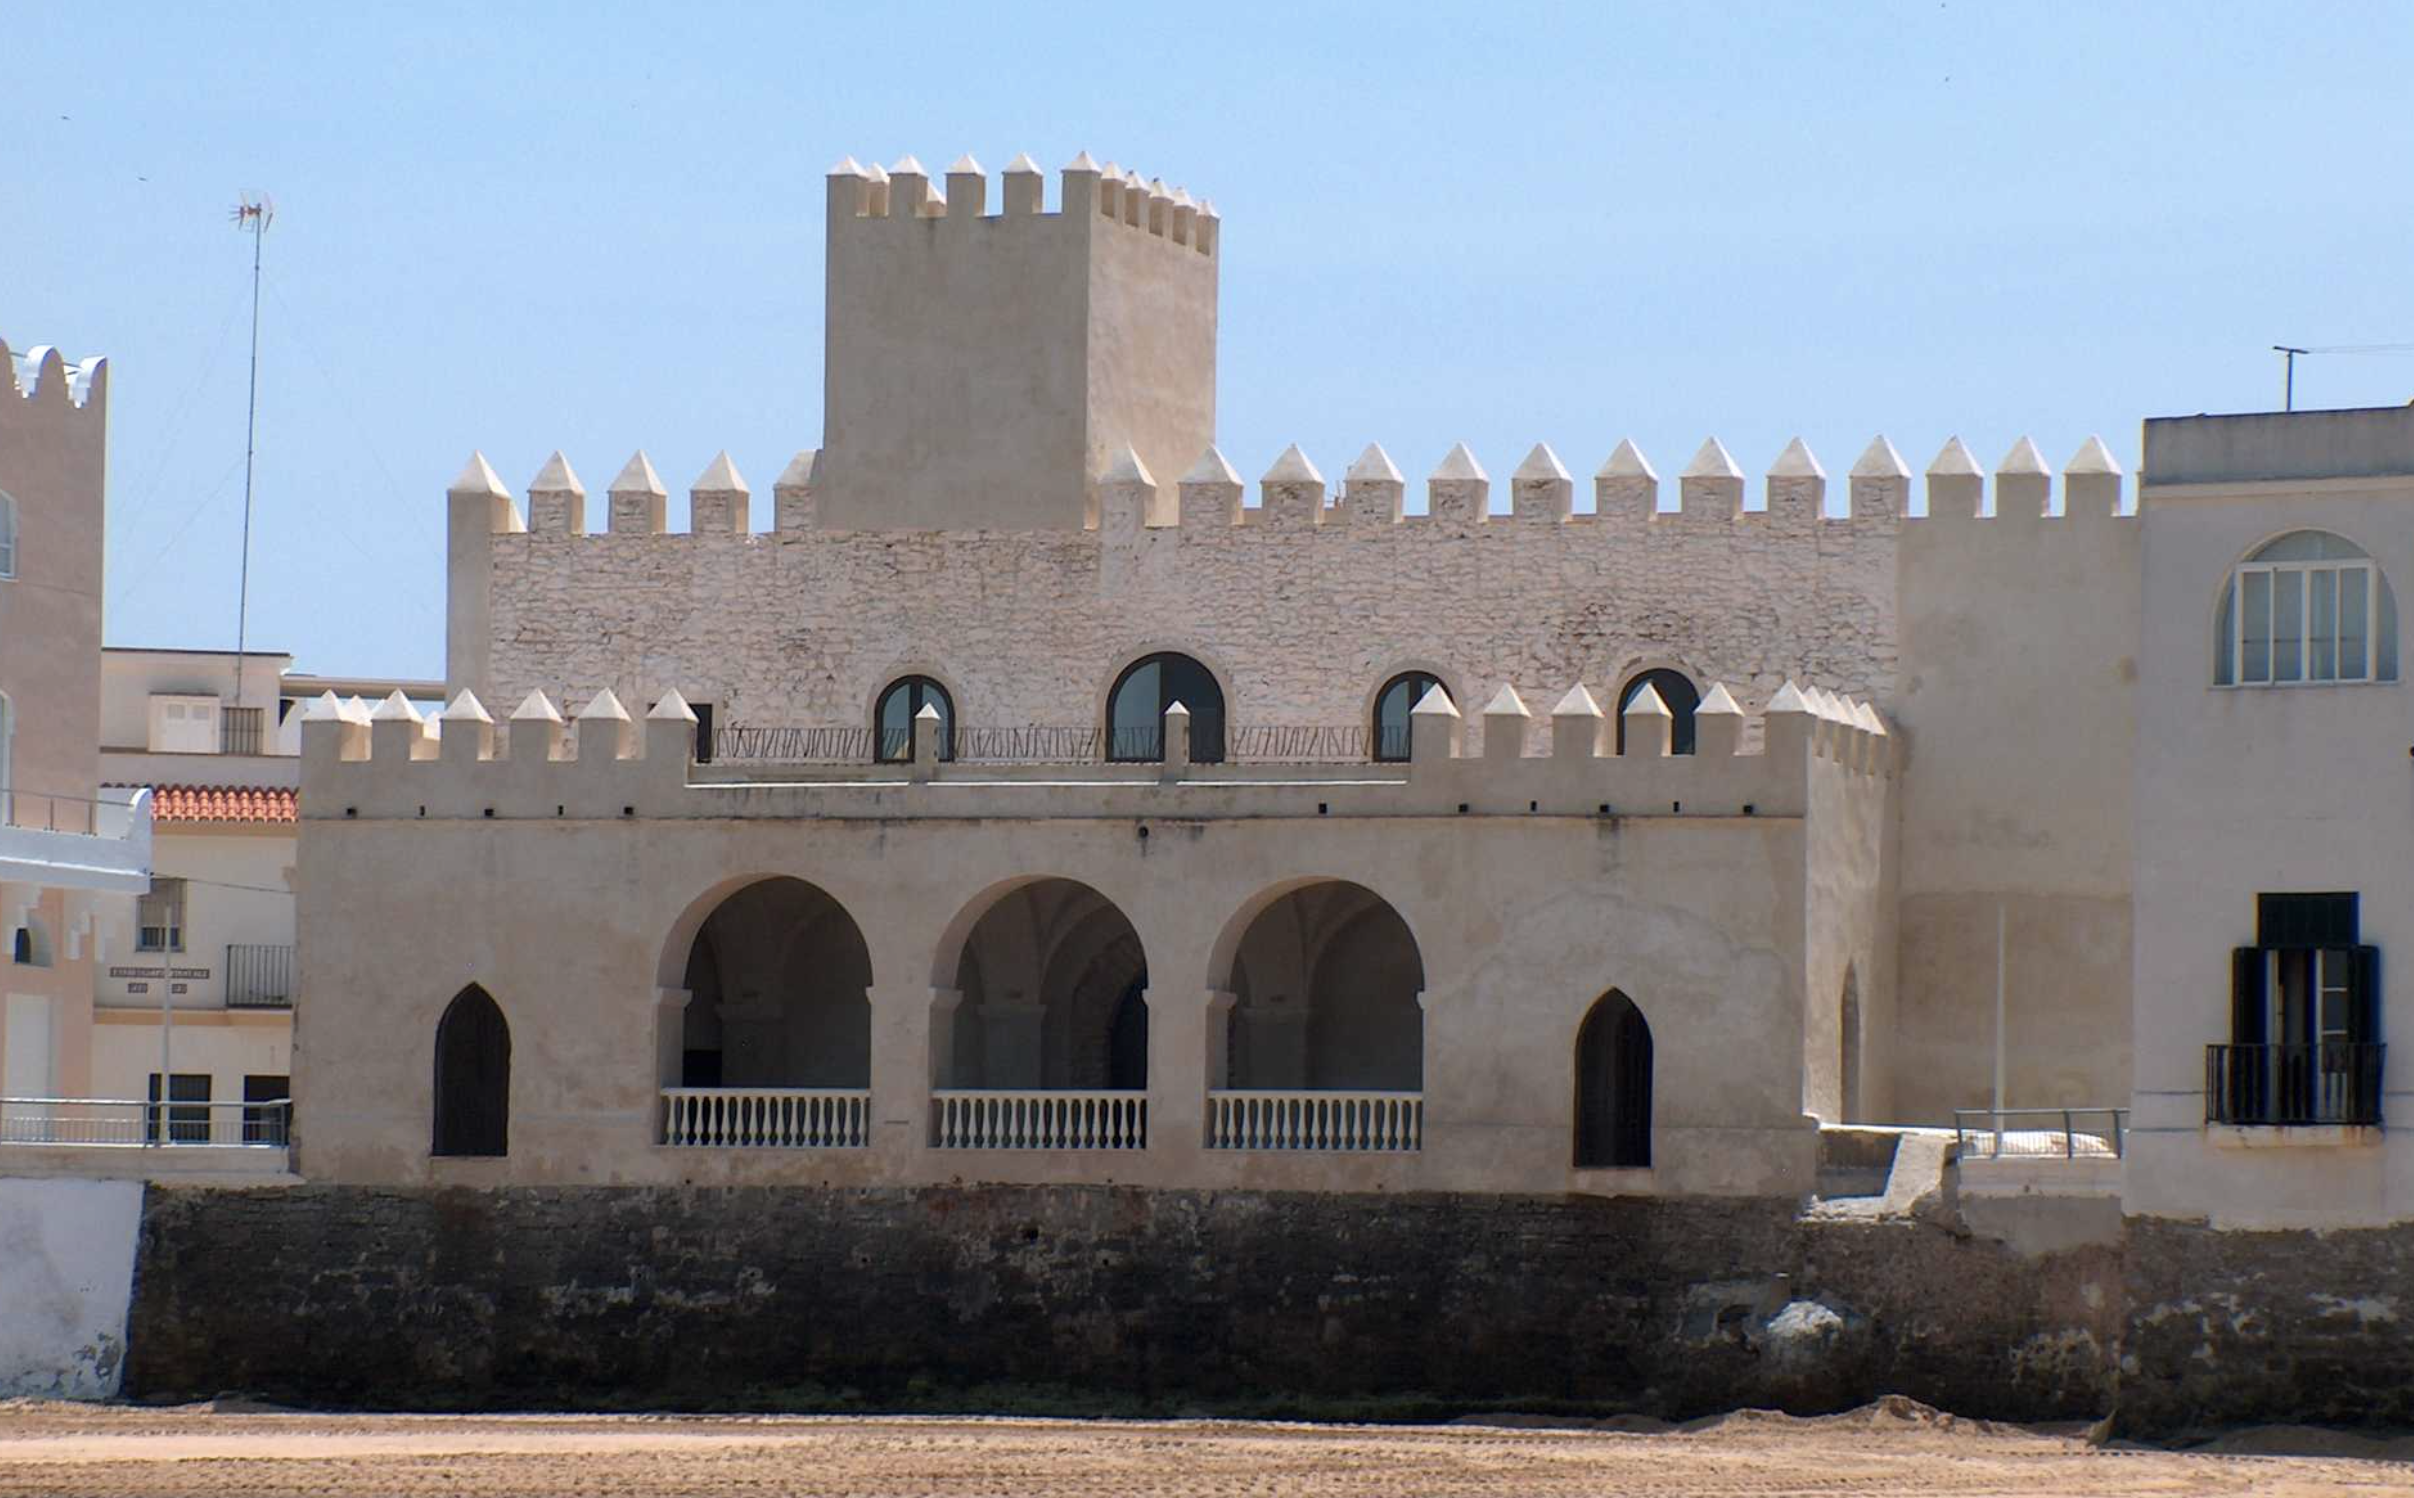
1208, 1089, 1424, 1151
662, 1087, 870, 1148
225, 943, 294, 1008
1952, 1107, 2126, 1159
932, 1089, 1146, 1149
2206, 1042, 2386, 1127
714, 723, 1366, 767
0, 1096, 290, 1147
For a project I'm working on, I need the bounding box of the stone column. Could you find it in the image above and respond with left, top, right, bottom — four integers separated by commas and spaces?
869, 982, 945, 1167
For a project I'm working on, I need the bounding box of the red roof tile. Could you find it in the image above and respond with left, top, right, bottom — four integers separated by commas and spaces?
144, 784, 298, 825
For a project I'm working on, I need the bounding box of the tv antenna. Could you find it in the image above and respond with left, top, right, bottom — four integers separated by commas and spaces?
2271, 342, 2414, 412
229, 194, 273, 726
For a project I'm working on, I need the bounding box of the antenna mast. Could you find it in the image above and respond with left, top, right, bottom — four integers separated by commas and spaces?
229, 194, 273, 736
2273, 345, 2308, 412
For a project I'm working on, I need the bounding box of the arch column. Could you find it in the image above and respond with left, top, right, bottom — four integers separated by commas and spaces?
868, 981, 946, 1163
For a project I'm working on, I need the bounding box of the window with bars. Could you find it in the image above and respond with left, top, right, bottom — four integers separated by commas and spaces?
137, 877, 186, 952
2216, 531, 2398, 685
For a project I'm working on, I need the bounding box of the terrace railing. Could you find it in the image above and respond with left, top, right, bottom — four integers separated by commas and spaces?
932, 1089, 1147, 1150
1207, 1089, 1423, 1151
661, 1087, 870, 1148
0, 1096, 290, 1147
1952, 1107, 2126, 1159
711, 723, 1369, 767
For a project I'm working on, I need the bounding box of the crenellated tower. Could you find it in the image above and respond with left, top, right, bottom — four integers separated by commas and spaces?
817, 152, 1219, 530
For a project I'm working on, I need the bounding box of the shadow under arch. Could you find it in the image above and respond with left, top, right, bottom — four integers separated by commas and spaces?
1212, 876, 1426, 1091
931, 874, 1150, 1090
659, 874, 874, 1090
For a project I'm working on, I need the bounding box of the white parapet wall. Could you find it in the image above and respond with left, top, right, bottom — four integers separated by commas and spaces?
0, 1176, 144, 1398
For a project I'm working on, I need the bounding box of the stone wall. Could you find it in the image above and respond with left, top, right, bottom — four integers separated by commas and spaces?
475, 505, 1898, 753
123, 1183, 2118, 1421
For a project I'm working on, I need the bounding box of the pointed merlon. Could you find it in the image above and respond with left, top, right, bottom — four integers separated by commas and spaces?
828, 156, 866, 177
947, 153, 983, 175
1769, 437, 1825, 479
862, 162, 889, 184
1004, 152, 1041, 174
1064, 149, 1100, 172
447, 452, 510, 498
1181, 445, 1242, 485
341, 695, 373, 725
1855, 700, 1888, 736
915, 701, 944, 722
578, 688, 631, 722
1346, 443, 1404, 484
1998, 436, 2051, 476
1411, 683, 1461, 718
1850, 436, 1911, 480
1482, 684, 1530, 718
691, 451, 749, 494
1622, 682, 1671, 719
647, 689, 698, 723
300, 690, 344, 722
1261, 444, 1323, 485
1551, 684, 1604, 718
1102, 444, 1155, 485
774, 450, 817, 490
1197, 199, 1220, 220
439, 688, 492, 724
1431, 443, 1487, 482
1766, 680, 1812, 716
370, 689, 423, 724
890, 154, 926, 176
529, 451, 584, 495
2066, 435, 2124, 475
609, 451, 667, 496
1681, 438, 1743, 480
1698, 682, 1743, 717
1163, 700, 1190, 722
511, 689, 564, 723
1514, 443, 1572, 482
1597, 439, 1657, 481
1927, 437, 1983, 477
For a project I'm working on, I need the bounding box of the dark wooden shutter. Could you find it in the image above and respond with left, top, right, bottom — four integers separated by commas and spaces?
2231, 947, 2267, 1044
2350, 945, 2381, 1044
433, 987, 511, 1157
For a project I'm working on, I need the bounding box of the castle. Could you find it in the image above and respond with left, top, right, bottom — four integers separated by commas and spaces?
292, 152, 2411, 1235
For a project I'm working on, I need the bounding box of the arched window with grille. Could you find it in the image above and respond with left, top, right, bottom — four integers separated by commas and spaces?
874, 676, 954, 762
432, 985, 511, 1157
1371, 672, 1447, 762
2215, 531, 2398, 686
1107, 653, 1224, 763
1616, 669, 1701, 755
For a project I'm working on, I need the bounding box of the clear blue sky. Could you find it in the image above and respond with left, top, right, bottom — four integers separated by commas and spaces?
8, 2, 2413, 680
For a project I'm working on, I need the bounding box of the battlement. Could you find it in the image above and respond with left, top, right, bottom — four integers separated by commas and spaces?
828, 152, 1218, 258
1, 336, 109, 421
458, 433, 2129, 540
304, 677, 1889, 826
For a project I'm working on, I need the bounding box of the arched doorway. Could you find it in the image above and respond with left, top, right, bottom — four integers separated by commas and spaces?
433, 985, 510, 1157
1108, 652, 1225, 763
667, 877, 873, 1148
1574, 989, 1652, 1168
1617, 669, 1701, 755
1371, 672, 1448, 762
935, 877, 1149, 1148
1839, 964, 1862, 1124
1213, 879, 1425, 1150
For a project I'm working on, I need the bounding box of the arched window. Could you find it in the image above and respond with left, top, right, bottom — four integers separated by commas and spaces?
1616, 670, 1701, 754
874, 675, 953, 762
432, 985, 511, 1157
1574, 989, 1653, 1168
1107, 652, 1224, 763
0, 490, 17, 578
1371, 672, 1447, 762
2216, 530, 2398, 685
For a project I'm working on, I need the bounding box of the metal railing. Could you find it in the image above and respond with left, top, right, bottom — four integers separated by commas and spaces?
0, 1097, 291, 1147
1, 786, 144, 836
662, 1087, 869, 1148
713, 725, 875, 763
219, 707, 265, 756
953, 725, 1102, 763
2206, 1042, 2386, 1127
932, 1089, 1147, 1149
714, 722, 1367, 767
1953, 1107, 2127, 1159
225, 943, 294, 1008
1208, 1089, 1423, 1151
1226, 724, 1367, 763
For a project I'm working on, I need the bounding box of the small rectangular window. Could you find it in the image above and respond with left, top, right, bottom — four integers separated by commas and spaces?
137, 877, 186, 952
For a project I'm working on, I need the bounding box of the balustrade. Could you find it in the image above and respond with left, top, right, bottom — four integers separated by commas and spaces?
932, 1089, 1147, 1150
1207, 1089, 1423, 1151
661, 1087, 870, 1148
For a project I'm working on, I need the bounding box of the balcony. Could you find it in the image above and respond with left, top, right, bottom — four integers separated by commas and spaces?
932, 1089, 1147, 1150
661, 1087, 869, 1148
225, 943, 295, 1008
1207, 1090, 1424, 1151
0, 787, 153, 893
2206, 1043, 2385, 1127
0, 1096, 289, 1147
